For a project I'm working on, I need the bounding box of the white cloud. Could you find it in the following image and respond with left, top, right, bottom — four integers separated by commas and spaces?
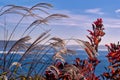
49, 9, 120, 28
85, 8, 104, 15
103, 18, 120, 28
115, 9, 120, 13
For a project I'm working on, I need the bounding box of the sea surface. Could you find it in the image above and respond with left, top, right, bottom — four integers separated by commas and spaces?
0, 49, 109, 77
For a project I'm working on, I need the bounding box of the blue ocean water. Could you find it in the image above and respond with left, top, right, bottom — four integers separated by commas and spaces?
0, 50, 109, 77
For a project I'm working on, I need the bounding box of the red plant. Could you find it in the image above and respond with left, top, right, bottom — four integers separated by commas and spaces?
87, 18, 105, 52
102, 42, 120, 79
74, 58, 100, 80
93, 18, 103, 28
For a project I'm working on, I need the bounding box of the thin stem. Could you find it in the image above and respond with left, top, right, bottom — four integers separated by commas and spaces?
3, 14, 27, 71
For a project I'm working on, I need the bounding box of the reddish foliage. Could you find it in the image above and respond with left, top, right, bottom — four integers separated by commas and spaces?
102, 42, 120, 79
45, 19, 106, 80
93, 18, 103, 28
87, 18, 105, 52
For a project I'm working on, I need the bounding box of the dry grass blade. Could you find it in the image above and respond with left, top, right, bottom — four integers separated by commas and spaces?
50, 37, 64, 42
18, 30, 50, 63
0, 5, 30, 16
6, 43, 28, 69
7, 36, 31, 54
32, 8, 50, 14
0, 4, 19, 12
4, 11, 28, 16
26, 19, 46, 32
9, 5, 29, 11
57, 48, 76, 54
63, 64, 79, 73
47, 65, 60, 76
29, 3, 53, 17
59, 48, 67, 54
30, 30, 50, 46
10, 62, 22, 69
75, 39, 97, 58
67, 49, 76, 54
0, 5, 13, 10
0, 5, 43, 19
17, 43, 29, 50
50, 37, 65, 49
23, 14, 68, 36
53, 52, 65, 62
22, 18, 48, 36
0, 75, 8, 80
24, 14, 68, 33
9, 31, 50, 78
62, 64, 80, 79
0, 5, 36, 46
53, 48, 75, 64
3, 36, 31, 70
45, 14, 69, 21
31, 3, 53, 9
50, 42, 65, 49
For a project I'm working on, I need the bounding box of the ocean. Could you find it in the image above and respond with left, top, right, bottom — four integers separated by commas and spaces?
0, 49, 109, 77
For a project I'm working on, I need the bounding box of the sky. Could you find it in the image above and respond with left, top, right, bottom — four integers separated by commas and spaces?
0, 0, 120, 45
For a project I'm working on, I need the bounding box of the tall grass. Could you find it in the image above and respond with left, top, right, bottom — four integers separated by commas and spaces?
0, 2, 68, 80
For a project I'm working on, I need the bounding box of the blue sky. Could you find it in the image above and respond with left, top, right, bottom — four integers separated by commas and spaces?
0, 0, 120, 45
